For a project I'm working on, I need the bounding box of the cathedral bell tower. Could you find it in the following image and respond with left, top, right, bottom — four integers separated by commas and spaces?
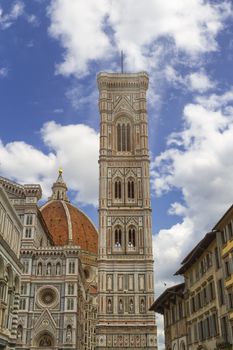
96, 72, 157, 349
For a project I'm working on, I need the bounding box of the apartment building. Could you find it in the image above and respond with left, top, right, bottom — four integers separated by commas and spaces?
213, 204, 233, 348
152, 204, 233, 350
175, 232, 222, 349
150, 283, 187, 350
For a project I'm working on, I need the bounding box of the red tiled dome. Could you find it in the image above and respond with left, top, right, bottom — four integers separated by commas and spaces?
41, 200, 98, 254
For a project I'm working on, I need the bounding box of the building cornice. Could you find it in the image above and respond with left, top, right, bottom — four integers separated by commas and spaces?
97, 72, 149, 90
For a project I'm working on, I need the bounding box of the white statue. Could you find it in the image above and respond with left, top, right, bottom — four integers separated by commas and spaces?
66, 326, 72, 342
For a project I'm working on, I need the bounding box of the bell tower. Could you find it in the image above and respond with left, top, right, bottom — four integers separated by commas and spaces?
96, 72, 157, 349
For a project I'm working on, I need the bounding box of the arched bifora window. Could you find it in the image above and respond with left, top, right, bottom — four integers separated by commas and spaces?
114, 180, 122, 199
128, 227, 136, 247
114, 227, 122, 247
56, 262, 61, 275
128, 180, 135, 199
117, 122, 131, 152
37, 262, 42, 275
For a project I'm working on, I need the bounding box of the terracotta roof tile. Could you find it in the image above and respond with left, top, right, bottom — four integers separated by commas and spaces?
41, 200, 98, 254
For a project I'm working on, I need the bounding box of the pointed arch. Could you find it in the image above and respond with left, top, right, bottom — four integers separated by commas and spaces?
114, 179, 122, 199
117, 124, 121, 151
127, 178, 135, 199
36, 331, 55, 347
180, 342, 186, 350
37, 261, 43, 275
46, 262, 52, 275
56, 261, 61, 275
17, 324, 23, 341
115, 116, 132, 152
114, 226, 122, 247
128, 226, 136, 247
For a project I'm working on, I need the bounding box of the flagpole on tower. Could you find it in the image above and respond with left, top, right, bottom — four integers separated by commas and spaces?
121, 50, 124, 73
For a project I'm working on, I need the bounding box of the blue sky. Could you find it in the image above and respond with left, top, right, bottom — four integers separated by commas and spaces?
1, 1, 233, 347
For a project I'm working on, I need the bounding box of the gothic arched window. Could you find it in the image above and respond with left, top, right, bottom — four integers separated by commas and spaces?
67, 298, 74, 310
37, 262, 42, 275
56, 262, 61, 275
117, 122, 131, 152
114, 227, 122, 247
117, 124, 121, 151
68, 261, 75, 274
126, 123, 131, 151
114, 180, 122, 199
66, 325, 72, 342
46, 263, 51, 275
17, 325, 23, 341
128, 228, 136, 247
68, 283, 74, 295
128, 180, 135, 199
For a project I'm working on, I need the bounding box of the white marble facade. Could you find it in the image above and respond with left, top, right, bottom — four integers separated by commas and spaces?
0, 176, 97, 350
0, 185, 22, 350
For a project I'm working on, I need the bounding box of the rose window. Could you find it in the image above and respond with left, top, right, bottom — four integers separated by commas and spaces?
37, 286, 59, 308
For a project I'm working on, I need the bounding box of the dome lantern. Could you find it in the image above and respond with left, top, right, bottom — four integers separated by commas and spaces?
49, 169, 69, 202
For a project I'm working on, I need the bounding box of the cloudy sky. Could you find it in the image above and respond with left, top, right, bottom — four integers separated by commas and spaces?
0, 0, 233, 347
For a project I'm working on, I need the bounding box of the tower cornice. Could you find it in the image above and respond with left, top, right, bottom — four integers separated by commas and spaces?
97, 72, 149, 91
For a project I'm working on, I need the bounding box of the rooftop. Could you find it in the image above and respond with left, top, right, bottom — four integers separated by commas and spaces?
149, 283, 185, 314
174, 231, 216, 275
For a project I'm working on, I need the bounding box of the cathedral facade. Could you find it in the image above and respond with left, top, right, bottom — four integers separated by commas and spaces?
0, 172, 98, 350
0, 71, 157, 350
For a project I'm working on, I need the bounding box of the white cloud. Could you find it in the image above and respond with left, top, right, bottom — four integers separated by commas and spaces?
11, 1, 24, 18
48, 0, 111, 77
25, 13, 39, 26
164, 65, 184, 86
0, 67, 8, 78
196, 88, 233, 110
188, 71, 216, 92
165, 66, 216, 93
0, 1, 24, 30
0, 2, 39, 30
152, 89, 233, 349
152, 88, 233, 305
65, 85, 98, 110
0, 121, 99, 206
53, 108, 63, 114
156, 313, 165, 350
47, 0, 231, 76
